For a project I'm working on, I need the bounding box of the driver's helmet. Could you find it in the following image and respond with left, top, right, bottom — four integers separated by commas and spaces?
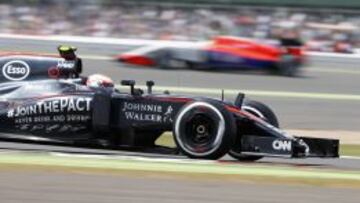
58, 45, 77, 60
86, 74, 114, 88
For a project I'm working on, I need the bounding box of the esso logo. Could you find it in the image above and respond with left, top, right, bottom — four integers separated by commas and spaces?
2, 60, 30, 81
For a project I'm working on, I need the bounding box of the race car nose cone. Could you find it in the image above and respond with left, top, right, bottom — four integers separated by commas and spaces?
118, 54, 155, 66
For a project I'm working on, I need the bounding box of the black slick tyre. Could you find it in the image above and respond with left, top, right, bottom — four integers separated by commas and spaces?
173, 101, 236, 160
229, 100, 279, 161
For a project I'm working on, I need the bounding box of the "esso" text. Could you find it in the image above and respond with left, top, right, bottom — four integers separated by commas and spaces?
6, 65, 27, 74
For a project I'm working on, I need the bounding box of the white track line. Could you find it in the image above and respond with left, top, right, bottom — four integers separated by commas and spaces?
310, 68, 360, 75
122, 85, 360, 101
306, 51, 360, 59
50, 152, 215, 164
341, 156, 360, 160
50, 152, 360, 162
80, 55, 112, 60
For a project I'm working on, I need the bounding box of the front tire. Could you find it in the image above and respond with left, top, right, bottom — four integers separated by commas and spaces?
229, 100, 279, 161
173, 101, 236, 160
241, 100, 279, 127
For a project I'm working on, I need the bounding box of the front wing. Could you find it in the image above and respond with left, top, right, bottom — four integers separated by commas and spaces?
240, 135, 339, 158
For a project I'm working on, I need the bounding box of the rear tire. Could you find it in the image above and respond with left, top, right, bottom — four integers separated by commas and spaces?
274, 55, 299, 77
229, 100, 279, 161
187, 62, 211, 70
158, 50, 172, 69
173, 101, 236, 160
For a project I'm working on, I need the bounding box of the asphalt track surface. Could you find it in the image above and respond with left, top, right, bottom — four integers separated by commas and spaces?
1, 170, 359, 203
0, 37, 359, 202
1, 170, 360, 203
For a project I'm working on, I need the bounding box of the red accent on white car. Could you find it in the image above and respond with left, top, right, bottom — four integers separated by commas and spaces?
118, 54, 155, 66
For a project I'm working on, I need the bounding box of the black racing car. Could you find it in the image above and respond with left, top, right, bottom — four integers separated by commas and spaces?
0, 46, 338, 160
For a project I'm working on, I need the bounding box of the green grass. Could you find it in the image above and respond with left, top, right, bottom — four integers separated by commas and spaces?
155, 132, 175, 147
341, 145, 360, 157
156, 132, 360, 157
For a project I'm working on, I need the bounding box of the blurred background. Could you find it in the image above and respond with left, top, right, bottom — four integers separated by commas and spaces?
1, 0, 360, 53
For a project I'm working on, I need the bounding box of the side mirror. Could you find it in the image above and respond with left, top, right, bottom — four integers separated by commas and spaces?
146, 80, 154, 94
121, 80, 136, 95
234, 92, 245, 108
121, 80, 135, 86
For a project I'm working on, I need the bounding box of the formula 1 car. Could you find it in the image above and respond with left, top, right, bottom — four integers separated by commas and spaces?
0, 46, 337, 161
117, 36, 304, 76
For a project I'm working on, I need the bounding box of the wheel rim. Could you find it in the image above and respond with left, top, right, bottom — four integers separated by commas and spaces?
184, 113, 217, 147
175, 102, 225, 156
